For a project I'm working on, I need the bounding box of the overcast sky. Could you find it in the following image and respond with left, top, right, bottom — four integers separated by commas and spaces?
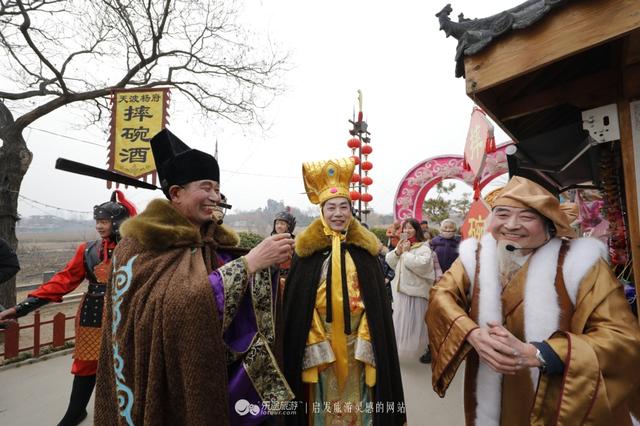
16, 0, 519, 219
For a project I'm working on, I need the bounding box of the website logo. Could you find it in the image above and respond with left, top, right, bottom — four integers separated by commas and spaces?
234, 399, 261, 416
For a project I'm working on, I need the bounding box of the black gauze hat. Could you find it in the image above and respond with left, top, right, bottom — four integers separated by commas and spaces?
150, 129, 220, 198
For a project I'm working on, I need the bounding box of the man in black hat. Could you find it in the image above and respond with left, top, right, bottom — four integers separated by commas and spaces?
95, 129, 295, 425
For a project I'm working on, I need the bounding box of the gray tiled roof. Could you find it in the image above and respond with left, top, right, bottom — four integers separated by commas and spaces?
436, 0, 571, 77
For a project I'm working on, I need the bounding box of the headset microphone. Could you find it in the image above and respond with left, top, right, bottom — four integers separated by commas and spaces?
504, 236, 552, 252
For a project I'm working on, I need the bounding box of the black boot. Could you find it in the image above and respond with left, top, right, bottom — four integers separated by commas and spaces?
419, 349, 432, 364
57, 375, 96, 426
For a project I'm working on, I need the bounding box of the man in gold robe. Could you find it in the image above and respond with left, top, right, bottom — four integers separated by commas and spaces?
283, 157, 406, 425
426, 176, 640, 425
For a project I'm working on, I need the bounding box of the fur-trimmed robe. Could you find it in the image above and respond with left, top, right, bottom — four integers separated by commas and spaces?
427, 233, 640, 426
95, 199, 247, 426
282, 219, 406, 426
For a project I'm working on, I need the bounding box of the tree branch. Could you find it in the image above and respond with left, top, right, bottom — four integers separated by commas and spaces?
15, 0, 68, 93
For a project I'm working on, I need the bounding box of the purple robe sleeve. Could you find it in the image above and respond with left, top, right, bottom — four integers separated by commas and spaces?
208, 251, 239, 319
209, 271, 225, 319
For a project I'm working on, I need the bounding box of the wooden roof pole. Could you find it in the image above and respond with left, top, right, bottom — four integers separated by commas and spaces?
618, 101, 640, 317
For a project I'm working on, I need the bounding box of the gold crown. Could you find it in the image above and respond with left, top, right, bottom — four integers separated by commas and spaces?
302, 157, 355, 205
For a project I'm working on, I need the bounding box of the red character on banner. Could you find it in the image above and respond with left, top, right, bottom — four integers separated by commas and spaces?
460, 198, 491, 240
463, 107, 496, 201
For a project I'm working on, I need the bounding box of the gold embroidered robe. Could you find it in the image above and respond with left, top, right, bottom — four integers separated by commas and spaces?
427, 236, 640, 426
303, 252, 376, 425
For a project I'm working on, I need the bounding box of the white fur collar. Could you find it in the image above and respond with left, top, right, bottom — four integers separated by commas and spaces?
562, 238, 608, 306
457, 235, 607, 425
523, 238, 562, 386
458, 237, 478, 294
474, 233, 503, 426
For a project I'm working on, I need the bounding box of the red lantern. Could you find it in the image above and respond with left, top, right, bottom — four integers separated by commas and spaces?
361, 161, 373, 171
361, 145, 372, 155
347, 138, 361, 149
362, 176, 373, 186
351, 173, 360, 183
349, 191, 361, 201
361, 193, 373, 203
350, 155, 360, 165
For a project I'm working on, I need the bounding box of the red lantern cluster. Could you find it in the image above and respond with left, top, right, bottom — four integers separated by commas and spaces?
346, 129, 373, 210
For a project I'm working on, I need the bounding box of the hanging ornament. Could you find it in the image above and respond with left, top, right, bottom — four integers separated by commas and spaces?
361, 193, 373, 203
350, 155, 360, 165
464, 106, 494, 177
350, 190, 361, 201
361, 145, 372, 155
351, 173, 360, 183
347, 137, 361, 149
361, 176, 373, 186
361, 161, 373, 171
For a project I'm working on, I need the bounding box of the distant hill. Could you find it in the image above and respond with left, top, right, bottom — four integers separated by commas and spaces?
225, 199, 394, 236
15, 200, 396, 239
17, 215, 95, 233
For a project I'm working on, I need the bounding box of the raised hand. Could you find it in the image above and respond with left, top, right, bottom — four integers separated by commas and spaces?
244, 233, 295, 274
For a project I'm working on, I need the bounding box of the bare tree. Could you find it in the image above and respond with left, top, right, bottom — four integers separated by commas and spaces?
0, 0, 287, 306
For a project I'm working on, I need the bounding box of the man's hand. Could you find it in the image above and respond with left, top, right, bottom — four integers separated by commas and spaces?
0, 306, 18, 328
244, 233, 295, 274
487, 322, 540, 369
467, 326, 521, 375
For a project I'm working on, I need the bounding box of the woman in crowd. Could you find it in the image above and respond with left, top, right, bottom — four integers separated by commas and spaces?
385, 218, 436, 362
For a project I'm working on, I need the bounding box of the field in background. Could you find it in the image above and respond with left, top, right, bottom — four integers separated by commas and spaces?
15, 230, 92, 288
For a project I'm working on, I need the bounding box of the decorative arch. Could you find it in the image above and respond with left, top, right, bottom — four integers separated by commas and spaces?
393, 142, 513, 221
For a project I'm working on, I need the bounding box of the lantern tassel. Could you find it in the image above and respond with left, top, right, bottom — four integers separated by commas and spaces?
485, 135, 496, 154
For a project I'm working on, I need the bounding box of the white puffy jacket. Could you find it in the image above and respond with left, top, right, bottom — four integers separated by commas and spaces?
385, 242, 436, 299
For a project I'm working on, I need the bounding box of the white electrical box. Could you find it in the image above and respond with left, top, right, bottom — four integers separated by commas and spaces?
581, 104, 620, 143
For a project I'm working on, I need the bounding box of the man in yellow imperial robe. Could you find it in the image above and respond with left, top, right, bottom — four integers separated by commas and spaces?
426, 176, 640, 425
283, 157, 406, 426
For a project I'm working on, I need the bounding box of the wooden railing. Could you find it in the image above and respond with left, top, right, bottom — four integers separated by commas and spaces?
0, 310, 75, 359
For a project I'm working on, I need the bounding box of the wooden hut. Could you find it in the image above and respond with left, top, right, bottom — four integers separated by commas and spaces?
437, 0, 640, 314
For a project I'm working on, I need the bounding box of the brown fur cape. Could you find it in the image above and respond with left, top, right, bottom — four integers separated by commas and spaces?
282, 219, 406, 426
95, 199, 244, 426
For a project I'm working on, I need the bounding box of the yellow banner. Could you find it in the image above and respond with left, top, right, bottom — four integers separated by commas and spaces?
110, 89, 168, 178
